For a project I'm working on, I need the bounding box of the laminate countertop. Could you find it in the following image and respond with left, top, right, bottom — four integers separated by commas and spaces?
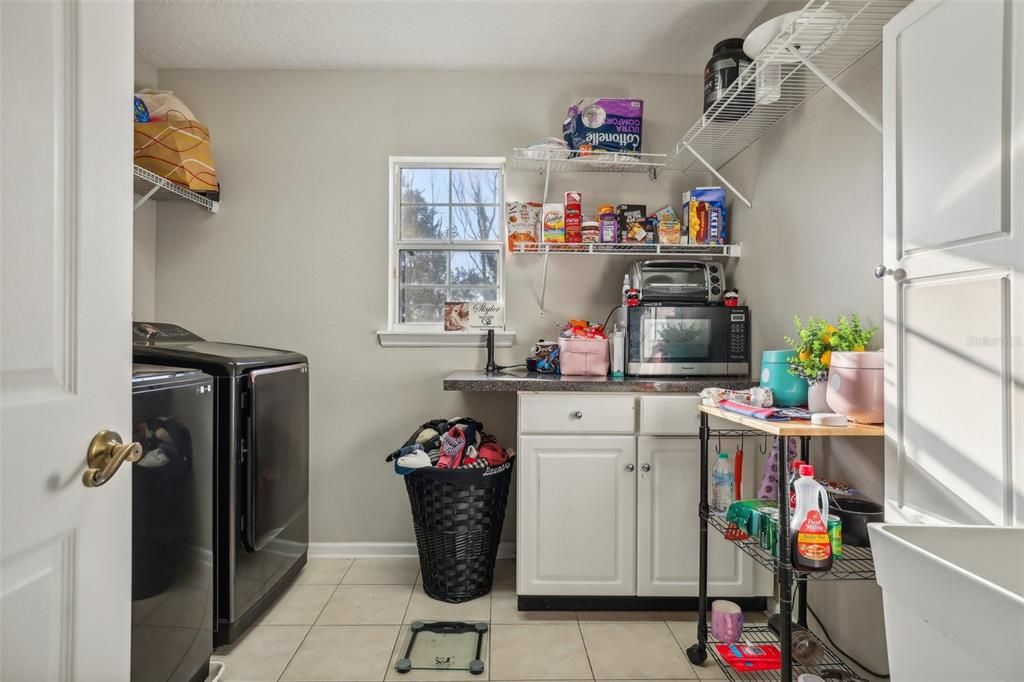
443, 370, 757, 394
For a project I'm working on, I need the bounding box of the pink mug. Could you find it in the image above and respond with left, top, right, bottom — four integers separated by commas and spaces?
711, 600, 744, 643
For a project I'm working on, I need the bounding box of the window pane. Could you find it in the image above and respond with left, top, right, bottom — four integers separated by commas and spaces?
451, 287, 499, 302
450, 250, 498, 286
400, 287, 447, 324
451, 205, 498, 241
451, 169, 500, 204
400, 168, 449, 204
400, 250, 448, 285
401, 205, 450, 240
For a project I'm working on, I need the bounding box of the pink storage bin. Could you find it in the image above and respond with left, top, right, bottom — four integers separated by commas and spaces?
826, 351, 884, 424
558, 336, 609, 376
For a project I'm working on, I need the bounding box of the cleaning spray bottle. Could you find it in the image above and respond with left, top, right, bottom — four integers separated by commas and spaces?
790, 464, 832, 572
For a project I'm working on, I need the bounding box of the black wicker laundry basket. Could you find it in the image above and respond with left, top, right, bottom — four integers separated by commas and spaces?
404, 461, 513, 603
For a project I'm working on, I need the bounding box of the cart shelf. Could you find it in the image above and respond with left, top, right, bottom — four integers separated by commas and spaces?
705, 625, 856, 682
705, 511, 876, 581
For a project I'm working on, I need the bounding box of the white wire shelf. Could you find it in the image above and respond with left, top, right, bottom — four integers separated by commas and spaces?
133, 165, 220, 213
512, 242, 741, 258
667, 0, 910, 205
511, 149, 666, 177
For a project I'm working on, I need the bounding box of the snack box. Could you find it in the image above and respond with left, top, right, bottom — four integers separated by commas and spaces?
683, 186, 727, 244
542, 203, 565, 243
564, 191, 583, 243
506, 201, 542, 251
615, 204, 648, 243
715, 643, 782, 673
563, 98, 643, 155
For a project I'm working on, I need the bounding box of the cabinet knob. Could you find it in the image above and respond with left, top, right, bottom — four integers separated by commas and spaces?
625, 463, 635, 472
641, 463, 651, 472
571, 410, 583, 419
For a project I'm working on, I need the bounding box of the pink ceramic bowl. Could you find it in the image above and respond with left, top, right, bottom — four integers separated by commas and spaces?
826, 351, 884, 424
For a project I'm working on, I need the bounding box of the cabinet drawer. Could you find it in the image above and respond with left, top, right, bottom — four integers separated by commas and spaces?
519, 394, 635, 434
639, 395, 737, 435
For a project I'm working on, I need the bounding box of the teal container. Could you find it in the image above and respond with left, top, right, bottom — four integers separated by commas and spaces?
760, 349, 808, 407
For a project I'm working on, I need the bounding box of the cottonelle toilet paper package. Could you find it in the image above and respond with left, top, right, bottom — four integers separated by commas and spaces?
563, 98, 644, 155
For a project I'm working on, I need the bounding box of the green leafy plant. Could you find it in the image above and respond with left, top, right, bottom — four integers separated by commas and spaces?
784, 314, 877, 383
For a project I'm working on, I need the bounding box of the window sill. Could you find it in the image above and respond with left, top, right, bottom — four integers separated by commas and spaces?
377, 329, 516, 348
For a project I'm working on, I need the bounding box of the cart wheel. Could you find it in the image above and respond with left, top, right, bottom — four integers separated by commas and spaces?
395, 658, 412, 674
469, 659, 485, 675
685, 643, 707, 665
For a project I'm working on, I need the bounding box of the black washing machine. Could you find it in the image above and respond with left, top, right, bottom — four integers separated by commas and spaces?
133, 323, 309, 646
132, 364, 214, 682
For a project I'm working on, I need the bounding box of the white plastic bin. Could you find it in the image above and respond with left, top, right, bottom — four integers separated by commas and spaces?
869, 524, 1024, 681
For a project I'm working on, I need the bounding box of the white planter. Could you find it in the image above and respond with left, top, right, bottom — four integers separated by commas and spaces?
807, 381, 830, 413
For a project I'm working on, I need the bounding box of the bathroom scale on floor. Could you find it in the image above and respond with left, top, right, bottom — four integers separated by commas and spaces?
395, 621, 488, 675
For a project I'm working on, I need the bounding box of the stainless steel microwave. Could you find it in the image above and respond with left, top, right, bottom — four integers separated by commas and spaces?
626, 304, 750, 376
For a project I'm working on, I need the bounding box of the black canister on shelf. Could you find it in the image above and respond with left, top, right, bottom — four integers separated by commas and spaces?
703, 38, 753, 121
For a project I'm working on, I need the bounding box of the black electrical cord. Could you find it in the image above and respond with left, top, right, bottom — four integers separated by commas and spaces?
807, 601, 890, 679
601, 305, 623, 333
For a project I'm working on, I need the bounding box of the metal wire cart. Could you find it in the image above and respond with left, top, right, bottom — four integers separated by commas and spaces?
685, 404, 884, 681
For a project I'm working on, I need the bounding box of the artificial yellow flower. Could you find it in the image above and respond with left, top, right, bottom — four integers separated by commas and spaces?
820, 350, 832, 366
798, 350, 811, 362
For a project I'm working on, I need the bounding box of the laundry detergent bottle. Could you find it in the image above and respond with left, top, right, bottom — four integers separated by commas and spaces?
790, 465, 833, 571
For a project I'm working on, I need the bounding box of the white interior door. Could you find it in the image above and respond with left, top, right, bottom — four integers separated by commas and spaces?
1, 1, 134, 680
883, 0, 1023, 526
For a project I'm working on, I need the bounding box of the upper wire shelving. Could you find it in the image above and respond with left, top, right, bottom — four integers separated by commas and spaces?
667, 0, 910, 206
511, 149, 666, 204
133, 165, 220, 214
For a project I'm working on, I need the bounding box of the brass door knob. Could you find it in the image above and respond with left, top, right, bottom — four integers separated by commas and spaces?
82, 430, 142, 488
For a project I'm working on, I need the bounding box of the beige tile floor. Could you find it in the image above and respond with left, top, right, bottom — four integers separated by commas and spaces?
210, 558, 757, 682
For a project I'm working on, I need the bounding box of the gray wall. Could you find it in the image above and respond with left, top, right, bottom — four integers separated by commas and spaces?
150, 69, 704, 546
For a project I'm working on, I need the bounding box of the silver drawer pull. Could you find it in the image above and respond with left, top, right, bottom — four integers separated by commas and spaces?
641, 463, 651, 472
571, 411, 583, 419
625, 463, 635, 472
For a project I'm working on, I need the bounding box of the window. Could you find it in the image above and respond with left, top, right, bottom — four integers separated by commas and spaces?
387, 157, 505, 334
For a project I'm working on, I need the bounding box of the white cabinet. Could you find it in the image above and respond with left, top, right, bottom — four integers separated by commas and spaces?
516, 392, 770, 598
636, 436, 759, 597
517, 434, 637, 596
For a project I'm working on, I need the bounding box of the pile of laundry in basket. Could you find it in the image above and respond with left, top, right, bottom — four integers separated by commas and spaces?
386, 417, 514, 474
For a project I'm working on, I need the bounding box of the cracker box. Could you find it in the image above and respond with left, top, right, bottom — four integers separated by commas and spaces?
564, 191, 583, 243
542, 203, 565, 243
615, 204, 648, 243
563, 98, 644, 155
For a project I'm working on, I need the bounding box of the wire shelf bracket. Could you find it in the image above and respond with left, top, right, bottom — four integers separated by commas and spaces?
666, 0, 910, 208
133, 165, 220, 213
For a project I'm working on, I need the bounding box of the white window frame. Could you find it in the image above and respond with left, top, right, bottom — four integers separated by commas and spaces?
378, 156, 515, 348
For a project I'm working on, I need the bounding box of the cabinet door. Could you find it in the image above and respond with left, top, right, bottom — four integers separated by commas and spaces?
636, 436, 768, 597
517, 435, 637, 596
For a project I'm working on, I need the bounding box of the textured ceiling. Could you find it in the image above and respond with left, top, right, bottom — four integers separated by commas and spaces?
136, 0, 772, 74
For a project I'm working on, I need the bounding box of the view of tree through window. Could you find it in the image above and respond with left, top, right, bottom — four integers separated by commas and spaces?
396, 164, 502, 324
